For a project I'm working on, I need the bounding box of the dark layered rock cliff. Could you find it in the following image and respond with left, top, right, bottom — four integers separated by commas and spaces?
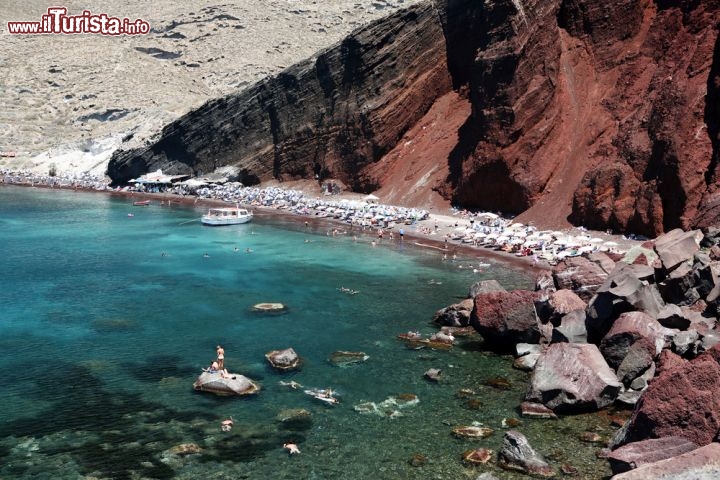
108, 0, 720, 236
107, 2, 453, 190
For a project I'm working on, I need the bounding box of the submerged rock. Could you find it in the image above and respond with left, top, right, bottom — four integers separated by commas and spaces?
520, 402, 557, 419
462, 448, 494, 465
276, 408, 312, 430
166, 443, 202, 456
424, 368, 442, 382
353, 394, 420, 419
328, 350, 369, 366
265, 347, 301, 371
452, 424, 494, 439
192, 371, 260, 396
252, 302, 287, 313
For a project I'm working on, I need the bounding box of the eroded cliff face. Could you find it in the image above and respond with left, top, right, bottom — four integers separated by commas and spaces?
569, 0, 719, 235
108, 0, 720, 236
107, 2, 453, 190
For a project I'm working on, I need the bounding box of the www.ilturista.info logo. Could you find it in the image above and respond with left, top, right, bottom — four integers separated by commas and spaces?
7, 7, 150, 35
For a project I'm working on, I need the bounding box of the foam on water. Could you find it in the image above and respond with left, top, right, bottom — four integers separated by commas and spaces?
0, 186, 616, 479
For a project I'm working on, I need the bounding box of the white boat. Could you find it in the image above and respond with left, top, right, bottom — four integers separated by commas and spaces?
201, 206, 253, 226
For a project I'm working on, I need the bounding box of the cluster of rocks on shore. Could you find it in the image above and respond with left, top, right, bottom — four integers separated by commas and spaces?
434, 227, 720, 478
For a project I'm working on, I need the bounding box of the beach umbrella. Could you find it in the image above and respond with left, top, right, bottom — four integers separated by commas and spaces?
604, 241, 618, 246
510, 238, 524, 245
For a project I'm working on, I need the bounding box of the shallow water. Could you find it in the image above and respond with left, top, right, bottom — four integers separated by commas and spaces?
0, 186, 617, 479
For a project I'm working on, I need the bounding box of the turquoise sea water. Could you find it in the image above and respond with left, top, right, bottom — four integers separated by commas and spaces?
0, 186, 617, 479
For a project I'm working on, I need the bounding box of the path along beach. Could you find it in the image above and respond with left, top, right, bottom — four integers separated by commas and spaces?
0, 168, 646, 274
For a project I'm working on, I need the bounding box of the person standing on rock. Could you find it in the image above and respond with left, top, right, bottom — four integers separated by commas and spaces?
216, 345, 225, 370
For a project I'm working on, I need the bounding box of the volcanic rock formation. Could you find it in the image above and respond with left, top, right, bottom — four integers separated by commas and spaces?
107, 0, 720, 235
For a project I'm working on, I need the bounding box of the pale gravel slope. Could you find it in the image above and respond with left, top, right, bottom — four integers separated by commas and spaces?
0, 0, 421, 175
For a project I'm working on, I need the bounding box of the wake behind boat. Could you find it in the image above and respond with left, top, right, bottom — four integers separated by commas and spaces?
201, 206, 253, 226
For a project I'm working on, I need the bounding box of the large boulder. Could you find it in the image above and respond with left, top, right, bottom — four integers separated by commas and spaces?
598, 264, 665, 316
497, 430, 555, 477
552, 256, 610, 301
656, 304, 692, 330
552, 309, 588, 343
653, 229, 704, 272
470, 290, 541, 350
607, 437, 699, 474
610, 443, 720, 479
534, 271, 555, 292
432, 298, 474, 327
192, 371, 260, 396
599, 311, 667, 370
615, 340, 655, 387
526, 343, 622, 412
535, 289, 586, 324
586, 263, 665, 343
617, 346, 720, 447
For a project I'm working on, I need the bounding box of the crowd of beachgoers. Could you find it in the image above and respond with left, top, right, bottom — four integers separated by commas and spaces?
1, 168, 638, 264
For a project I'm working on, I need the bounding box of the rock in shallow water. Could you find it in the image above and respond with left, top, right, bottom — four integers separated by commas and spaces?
328, 350, 369, 366
192, 371, 260, 396
265, 347, 301, 370
497, 430, 555, 477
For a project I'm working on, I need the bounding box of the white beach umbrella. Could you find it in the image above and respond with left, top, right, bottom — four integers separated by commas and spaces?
589, 237, 604, 243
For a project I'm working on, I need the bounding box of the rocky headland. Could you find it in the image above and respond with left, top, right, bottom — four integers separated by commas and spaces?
434, 227, 720, 477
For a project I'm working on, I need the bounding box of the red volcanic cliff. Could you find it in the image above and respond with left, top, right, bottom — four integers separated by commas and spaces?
108, 0, 720, 235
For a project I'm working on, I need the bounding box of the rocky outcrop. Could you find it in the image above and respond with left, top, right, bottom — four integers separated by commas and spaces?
607, 437, 699, 474
432, 298, 474, 327
526, 343, 621, 412
616, 346, 720, 447
610, 443, 720, 480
